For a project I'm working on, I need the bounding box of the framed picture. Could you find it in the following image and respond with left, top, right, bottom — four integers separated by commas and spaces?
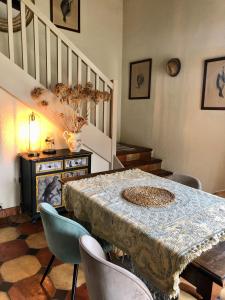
50, 0, 80, 33
129, 59, 152, 99
201, 56, 225, 110
36, 173, 63, 211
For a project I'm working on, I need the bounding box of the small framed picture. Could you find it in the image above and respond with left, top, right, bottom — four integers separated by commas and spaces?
201, 56, 225, 110
129, 59, 152, 99
50, 0, 80, 33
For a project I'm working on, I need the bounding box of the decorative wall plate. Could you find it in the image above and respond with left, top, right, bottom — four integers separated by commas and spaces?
0, 0, 34, 32
122, 186, 175, 207
166, 58, 181, 77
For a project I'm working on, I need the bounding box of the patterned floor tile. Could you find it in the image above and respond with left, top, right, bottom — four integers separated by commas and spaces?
0, 227, 19, 243
36, 248, 62, 267
65, 284, 89, 300
18, 221, 43, 235
0, 240, 28, 262
0, 282, 12, 293
77, 264, 86, 288
25, 232, 47, 249
8, 214, 31, 224
49, 263, 86, 291
0, 255, 41, 283
49, 263, 73, 291
8, 274, 55, 300
0, 292, 10, 300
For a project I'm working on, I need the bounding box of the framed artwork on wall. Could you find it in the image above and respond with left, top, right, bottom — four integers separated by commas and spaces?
201, 56, 225, 110
50, 0, 80, 33
129, 58, 152, 99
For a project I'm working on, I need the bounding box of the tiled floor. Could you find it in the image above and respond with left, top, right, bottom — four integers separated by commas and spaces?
0, 214, 89, 300
0, 214, 222, 300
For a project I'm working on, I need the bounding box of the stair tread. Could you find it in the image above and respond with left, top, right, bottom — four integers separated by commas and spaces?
117, 143, 152, 155
149, 169, 173, 177
122, 158, 162, 167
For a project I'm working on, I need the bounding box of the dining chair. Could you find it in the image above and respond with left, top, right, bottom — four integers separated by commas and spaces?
168, 173, 202, 190
79, 235, 153, 300
39, 203, 90, 300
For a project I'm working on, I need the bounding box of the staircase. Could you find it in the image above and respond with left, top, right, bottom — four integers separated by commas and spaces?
0, 0, 118, 168
117, 143, 172, 178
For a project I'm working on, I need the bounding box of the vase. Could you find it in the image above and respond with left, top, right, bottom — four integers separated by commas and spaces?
63, 131, 82, 152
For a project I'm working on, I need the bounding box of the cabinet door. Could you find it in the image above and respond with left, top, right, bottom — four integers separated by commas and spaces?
36, 173, 63, 212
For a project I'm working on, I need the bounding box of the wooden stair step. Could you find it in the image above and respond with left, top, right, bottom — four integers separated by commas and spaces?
117, 143, 152, 162
122, 158, 162, 172
148, 169, 173, 178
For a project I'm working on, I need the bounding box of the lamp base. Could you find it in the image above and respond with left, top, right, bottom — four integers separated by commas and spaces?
43, 149, 56, 155
28, 151, 40, 157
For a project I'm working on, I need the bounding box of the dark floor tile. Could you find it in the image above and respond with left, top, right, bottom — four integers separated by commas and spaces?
8, 214, 31, 224
0, 239, 29, 262
28, 248, 39, 256
0, 281, 12, 292
54, 289, 67, 300
8, 274, 55, 300
65, 284, 89, 300
36, 248, 62, 267
17, 221, 43, 235
17, 234, 28, 240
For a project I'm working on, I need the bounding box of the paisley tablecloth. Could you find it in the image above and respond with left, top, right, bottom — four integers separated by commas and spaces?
63, 169, 225, 298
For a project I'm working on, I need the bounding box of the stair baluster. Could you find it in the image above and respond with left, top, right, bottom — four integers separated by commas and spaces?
3, 0, 118, 168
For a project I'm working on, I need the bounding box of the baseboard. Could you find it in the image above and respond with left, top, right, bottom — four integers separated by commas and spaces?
0, 206, 21, 218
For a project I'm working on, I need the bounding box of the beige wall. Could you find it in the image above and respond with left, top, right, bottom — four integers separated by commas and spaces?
121, 0, 225, 192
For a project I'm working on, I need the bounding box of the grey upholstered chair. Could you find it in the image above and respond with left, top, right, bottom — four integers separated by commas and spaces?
79, 235, 153, 300
168, 173, 202, 190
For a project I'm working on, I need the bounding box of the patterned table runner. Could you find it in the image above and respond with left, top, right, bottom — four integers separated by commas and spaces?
63, 169, 225, 298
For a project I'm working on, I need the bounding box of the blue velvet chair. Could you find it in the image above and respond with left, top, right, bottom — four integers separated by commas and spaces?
39, 203, 90, 300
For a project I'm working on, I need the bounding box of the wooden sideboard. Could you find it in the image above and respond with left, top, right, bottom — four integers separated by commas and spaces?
19, 149, 92, 221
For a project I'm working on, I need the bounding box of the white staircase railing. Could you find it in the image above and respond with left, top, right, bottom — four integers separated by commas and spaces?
3, 0, 117, 167
3, 0, 117, 165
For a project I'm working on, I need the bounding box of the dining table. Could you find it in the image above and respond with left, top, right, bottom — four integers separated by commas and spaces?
62, 168, 225, 300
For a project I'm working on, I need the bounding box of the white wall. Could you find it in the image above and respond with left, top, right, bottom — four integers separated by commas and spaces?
0, 0, 123, 209
0, 87, 110, 209
121, 0, 225, 193
0, 0, 123, 138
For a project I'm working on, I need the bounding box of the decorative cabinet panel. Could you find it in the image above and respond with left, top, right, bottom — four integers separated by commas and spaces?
19, 149, 92, 220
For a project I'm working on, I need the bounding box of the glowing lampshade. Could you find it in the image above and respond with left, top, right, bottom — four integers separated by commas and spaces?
28, 112, 41, 157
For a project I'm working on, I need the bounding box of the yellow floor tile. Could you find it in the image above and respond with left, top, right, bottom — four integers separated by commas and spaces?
25, 232, 47, 249
0, 255, 41, 283
0, 227, 19, 243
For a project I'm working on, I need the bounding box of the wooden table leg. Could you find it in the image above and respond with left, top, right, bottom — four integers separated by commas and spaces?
195, 276, 213, 300
181, 264, 213, 300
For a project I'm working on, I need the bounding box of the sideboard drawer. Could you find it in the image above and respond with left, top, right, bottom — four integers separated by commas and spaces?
36, 160, 63, 174
64, 157, 88, 169
62, 168, 88, 179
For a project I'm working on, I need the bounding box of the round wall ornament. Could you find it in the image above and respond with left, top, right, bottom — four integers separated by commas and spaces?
166, 58, 181, 77
0, 1, 34, 32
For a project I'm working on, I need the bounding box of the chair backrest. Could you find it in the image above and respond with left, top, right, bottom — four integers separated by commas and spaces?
79, 235, 153, 300
168, 173, 202, 190
39, 203, 89, 264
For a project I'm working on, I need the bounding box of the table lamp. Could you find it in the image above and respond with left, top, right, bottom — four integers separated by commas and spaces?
28, 112, 41, 157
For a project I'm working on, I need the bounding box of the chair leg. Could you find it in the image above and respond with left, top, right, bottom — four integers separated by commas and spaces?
106, 252, 111, 262
71, 264, 79, 300
40, 254, 55, 286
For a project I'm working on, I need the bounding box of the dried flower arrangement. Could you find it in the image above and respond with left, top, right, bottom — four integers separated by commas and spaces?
31, 82, 111, 133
